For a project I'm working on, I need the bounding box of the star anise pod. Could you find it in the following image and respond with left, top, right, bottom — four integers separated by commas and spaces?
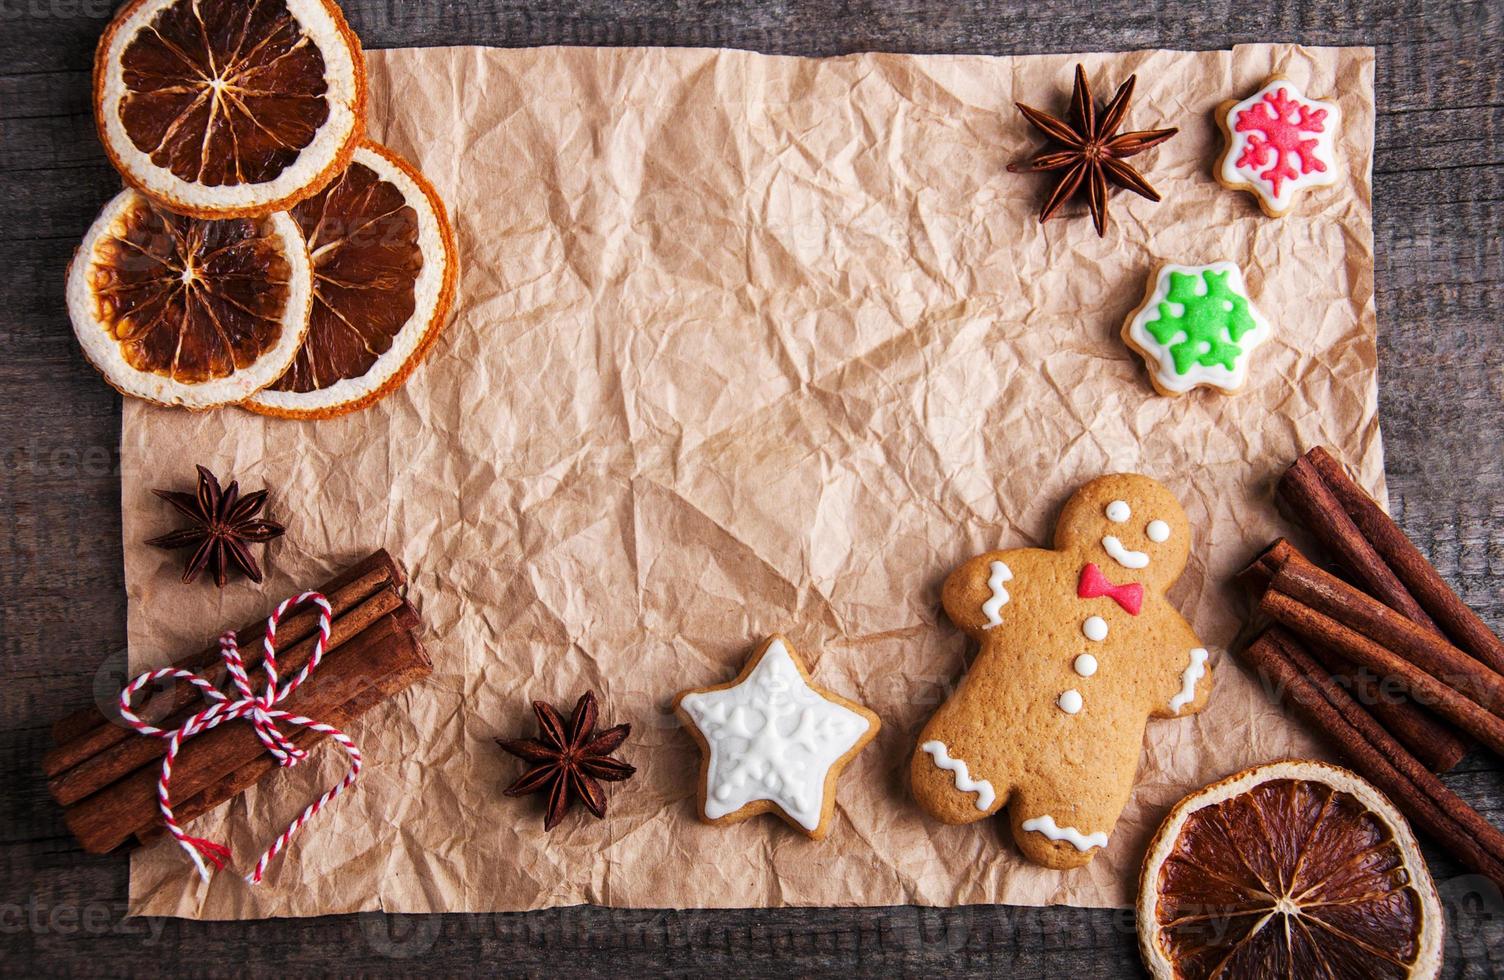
497, 692, 635, 831
145, 465, 285, 588
1007, 64, 1178, 237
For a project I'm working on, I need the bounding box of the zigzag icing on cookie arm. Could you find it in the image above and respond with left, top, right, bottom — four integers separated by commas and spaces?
1020, 815, 1109, 852
1169, 647, 1210, 713
980, 560, 1013, 629
921, 740, 996, 811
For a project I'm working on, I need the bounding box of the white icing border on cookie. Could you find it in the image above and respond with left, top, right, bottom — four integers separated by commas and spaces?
980, 560, 1013, 629
679, 639, 872, 831
1169, 647, 1210, 713
1101, 535, 1149, 569
1220, 79, 1341, 215
921, 740, 996, 811
1021, 815, 1109, 852
1125, 262, 1272, 395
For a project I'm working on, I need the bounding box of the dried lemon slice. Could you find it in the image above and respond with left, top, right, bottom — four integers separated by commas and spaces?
93, 0, 366, 218
1139, 760, 1443, 980
67, 188, 313, 409
242, 141, 457, 420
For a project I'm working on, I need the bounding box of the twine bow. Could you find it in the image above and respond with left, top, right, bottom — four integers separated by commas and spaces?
117, 591, 361, 884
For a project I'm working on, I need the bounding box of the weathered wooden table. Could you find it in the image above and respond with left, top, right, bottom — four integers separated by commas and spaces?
3, 1, 1501, 975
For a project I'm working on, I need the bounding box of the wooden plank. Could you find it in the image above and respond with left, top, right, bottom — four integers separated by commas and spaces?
0, 71, 93, 120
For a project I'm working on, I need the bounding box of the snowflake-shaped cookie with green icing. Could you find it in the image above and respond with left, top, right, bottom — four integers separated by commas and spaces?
1122, 262, 1272, 395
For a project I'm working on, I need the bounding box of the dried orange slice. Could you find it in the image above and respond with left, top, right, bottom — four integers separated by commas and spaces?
1139, 760, 1442, 980
242, 141, 457, 419
93, 0, 366, 219
67, 188, 313, 409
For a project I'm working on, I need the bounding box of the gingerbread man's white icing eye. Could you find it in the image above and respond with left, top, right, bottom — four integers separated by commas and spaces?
1146, 519, 1171, 543
1105, 500, 1131, 523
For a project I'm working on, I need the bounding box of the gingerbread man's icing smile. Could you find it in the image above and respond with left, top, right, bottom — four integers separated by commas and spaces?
909, 474, 1213, 870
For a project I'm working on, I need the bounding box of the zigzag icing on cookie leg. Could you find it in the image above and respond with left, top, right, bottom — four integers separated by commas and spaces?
1169, 647, 1210, 713
980, 561, 1012, 629
1020, 815, 1109, 852
921, 740, 996, 811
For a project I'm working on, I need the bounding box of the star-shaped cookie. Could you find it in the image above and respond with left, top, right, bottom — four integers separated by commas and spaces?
674, 635, 880, 840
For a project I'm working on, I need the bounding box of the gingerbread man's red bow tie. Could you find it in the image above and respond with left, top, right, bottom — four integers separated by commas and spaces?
1078, 562, 1144, 615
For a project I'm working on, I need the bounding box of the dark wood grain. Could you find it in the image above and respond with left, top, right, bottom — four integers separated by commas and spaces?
2, 0, 1502, 976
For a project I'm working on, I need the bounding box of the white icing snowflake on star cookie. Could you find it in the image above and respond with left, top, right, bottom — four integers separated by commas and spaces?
1216, 78, 1341, 217
674, 635, 880, 839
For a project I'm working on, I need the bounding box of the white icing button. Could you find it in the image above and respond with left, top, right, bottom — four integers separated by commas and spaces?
1105, 500, 1130, 523
1073, 653, 1098, 677
1147, 519, 1171, 543
1082, 616, 1108, 642
1056, 689, 1083, 714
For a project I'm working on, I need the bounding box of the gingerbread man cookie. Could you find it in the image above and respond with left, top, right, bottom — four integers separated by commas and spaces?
910, 474, 1212, 869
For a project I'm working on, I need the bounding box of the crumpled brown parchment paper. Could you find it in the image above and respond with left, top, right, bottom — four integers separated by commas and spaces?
120, 42, 1380, 918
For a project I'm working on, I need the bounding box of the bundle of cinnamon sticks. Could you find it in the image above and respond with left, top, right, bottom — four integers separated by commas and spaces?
45, 550, 431, 855
1238, 447, 1504, 886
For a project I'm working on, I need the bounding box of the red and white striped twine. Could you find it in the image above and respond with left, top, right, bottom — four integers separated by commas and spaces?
117, 591, 362, 885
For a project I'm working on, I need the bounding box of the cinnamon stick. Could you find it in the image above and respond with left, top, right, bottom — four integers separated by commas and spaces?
1239, 629, 1504, 887
1264, 589, 1504, 757
1279, 454, 1440, 630
1236, 538, 1298, 592
47, 582, 407, 807
63, 608, 429, 854
44, 549, 405, 778
1302, 447, 1504, 675
139, 607, 429, 843
1240, 539, 1469, 771
1268, 552, 1504, 715
1274, 626, 1465, 772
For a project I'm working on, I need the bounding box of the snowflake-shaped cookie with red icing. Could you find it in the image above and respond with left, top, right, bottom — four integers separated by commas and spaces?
1216, 78, 1340, 217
